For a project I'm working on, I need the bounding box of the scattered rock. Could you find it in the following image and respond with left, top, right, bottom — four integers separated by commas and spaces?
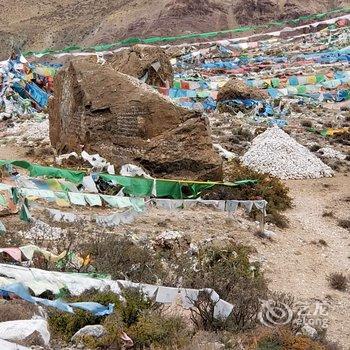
19, 220, 65, 241
3, 118, 49, 146
71, 325, 107, 343
258, 230, 276, 239
154, 230, 188, 249
217, 78, 269, 102
318, 147, 347, 160
189, 243, 199, 255
188, 330, 226, 350
213, 143, 236, 160
301, 324, 318, 339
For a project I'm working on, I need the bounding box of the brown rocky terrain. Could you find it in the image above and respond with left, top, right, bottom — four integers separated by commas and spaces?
0, 0, 347, 59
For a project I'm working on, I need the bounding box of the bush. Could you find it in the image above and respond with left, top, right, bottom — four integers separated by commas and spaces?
266, 211, 290, 229
318, 239, 328, 247
322, 211, 334, 218
337, 219, 350, 231
190, 290, 230, 332
67, 288, 122, 308
183, 244, 268, 331
48, 309, 101, 341
48, 288, 122, 341
301, 120, 313, 128
203, 160, 292, 216
327, 272, 348, 291
120, 287, 157, 327
127, 311, 189, 349
83, 235, 165, 283
252, 327, 326, 350
310, 144, 321, 152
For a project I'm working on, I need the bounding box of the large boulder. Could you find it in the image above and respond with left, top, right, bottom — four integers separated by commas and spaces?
49, 59, 222, 180
0, 300, 40, 322
138, 117, 222, 179
0, 339, 29, 350
108, 44, 173, 87
0, 319, 50, 346
217, 78, 269, 102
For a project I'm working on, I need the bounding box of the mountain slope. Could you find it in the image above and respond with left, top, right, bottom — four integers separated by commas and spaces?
0, 0, 346, 58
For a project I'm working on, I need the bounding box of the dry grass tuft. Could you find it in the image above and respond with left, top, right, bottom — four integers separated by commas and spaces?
338, 219, 350, 231
327, 272, 348, 291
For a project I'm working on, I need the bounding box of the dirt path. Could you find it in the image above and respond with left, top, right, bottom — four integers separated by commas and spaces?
0, 143, 29, 161
260, 175, 350, 348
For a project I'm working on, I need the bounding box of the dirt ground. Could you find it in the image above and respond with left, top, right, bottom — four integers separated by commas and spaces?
0, 143, 29, 161
268, 175, 350, 348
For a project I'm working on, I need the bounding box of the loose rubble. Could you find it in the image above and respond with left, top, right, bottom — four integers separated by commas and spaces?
241, 127, 334, 179
318, 146, 347, 160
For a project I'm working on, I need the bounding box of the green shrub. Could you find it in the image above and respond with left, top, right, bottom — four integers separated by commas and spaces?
48, 289, 122, 341
127, 311, 189, 349
202, 160, 292, 216
48, 309, 101, 341
183, 244, 266, 299
121, 287, 157, 327
67, 288, 122, 309
183, 244, 268, 331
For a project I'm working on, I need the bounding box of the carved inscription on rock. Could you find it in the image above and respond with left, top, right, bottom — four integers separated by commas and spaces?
115, 105, 150, 137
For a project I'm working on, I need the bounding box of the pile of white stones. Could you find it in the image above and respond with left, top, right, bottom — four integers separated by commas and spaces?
318, 147, 347, 161
241, 127, 334, 179
19, 219, 65, 241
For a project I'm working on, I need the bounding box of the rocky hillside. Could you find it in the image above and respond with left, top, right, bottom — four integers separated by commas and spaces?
0, 0, 346, 58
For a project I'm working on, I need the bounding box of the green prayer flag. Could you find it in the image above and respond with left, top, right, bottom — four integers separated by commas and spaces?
19, 202, 31, 222
0, 221, 6, 234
